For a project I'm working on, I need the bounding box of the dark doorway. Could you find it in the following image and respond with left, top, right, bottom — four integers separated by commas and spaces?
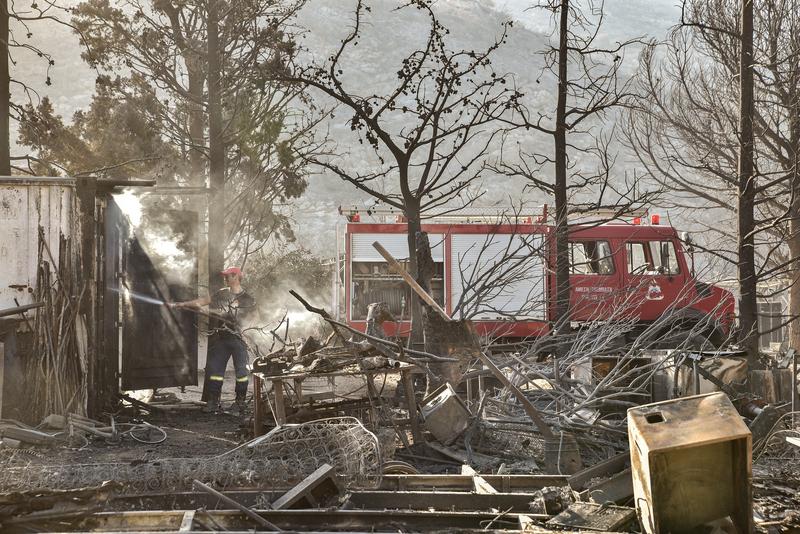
106, 197, 199, 390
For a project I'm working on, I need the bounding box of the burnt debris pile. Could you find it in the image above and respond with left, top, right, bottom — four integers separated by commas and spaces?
1, 239, 799, 533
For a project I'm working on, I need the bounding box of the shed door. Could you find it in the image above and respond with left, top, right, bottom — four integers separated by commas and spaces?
107, 199, 199, 390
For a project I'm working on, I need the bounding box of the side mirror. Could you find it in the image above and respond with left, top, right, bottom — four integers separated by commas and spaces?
680, 231, 694, 252
680, 232, 696, 278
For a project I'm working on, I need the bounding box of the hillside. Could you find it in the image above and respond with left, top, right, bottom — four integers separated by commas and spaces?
10, 0, 684, 255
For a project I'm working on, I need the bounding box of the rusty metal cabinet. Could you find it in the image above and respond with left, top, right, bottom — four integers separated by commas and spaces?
628, 392, 752, 534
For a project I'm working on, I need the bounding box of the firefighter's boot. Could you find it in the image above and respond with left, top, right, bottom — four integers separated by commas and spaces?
202, 392, 221, 414
230, 393, 247, 416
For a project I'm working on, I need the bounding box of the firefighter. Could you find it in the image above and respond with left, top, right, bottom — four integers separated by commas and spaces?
170, 267, 256, 414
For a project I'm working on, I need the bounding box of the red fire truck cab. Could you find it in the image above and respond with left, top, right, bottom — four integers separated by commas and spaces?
337, 207, 735, 346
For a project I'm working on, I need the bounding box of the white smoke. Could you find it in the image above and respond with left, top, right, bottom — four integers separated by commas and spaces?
112, 189, 197, 286
114, 189, 143, 226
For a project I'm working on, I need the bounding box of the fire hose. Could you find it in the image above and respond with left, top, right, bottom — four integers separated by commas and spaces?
67, 415, 167, 445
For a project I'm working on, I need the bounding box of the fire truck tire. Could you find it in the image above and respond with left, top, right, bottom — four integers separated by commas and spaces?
648, 328, 715, 350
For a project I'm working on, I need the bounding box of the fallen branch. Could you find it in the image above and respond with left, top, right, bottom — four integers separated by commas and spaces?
476, 352, 554, 439
372, 241, 450, 321
288, 290, 347, 344
289, 291, 457, 364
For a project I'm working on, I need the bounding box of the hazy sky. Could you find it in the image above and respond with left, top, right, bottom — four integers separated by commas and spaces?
11, 0, 682, 132
493, 0, 682, 34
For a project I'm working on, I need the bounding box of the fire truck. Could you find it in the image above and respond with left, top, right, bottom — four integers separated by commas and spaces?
335, 206, 735, 346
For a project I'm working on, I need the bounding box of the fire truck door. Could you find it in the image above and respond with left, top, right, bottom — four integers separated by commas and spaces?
623, 240, 685, 321
568, 240, 621, 321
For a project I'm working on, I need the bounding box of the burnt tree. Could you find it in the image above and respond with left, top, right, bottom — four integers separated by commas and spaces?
737, 0, 758, 359
625, 0, 800, 354
416, 230, 476, 389
493, 0, 647, 344
270, 0, 519, 342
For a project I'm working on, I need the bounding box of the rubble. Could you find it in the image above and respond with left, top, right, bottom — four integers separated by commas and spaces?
270, 464, 343, 510
0, 417, 381, 496
546, 502, 638, 531
1, 240, 799, 532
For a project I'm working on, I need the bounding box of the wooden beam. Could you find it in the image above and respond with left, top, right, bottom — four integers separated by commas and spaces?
372, 242, 450, 321
0, 302, 44, 319
111, 480, 572, 511
567, 452, 629, 491
272, 464, 340, 510
475, 351, 554, 439
379, 473, 569, 492
192, 480, 281, 531
178, 510, 195, 532
74, 509, 544, 532
401, 369, 424, 444
272, 379, 286, 425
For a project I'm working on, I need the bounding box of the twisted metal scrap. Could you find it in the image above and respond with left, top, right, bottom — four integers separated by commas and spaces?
226, 416, 382, 489
0, 417, 381, 494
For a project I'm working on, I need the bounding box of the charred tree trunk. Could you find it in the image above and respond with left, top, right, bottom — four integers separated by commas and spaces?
0, 1, 10, 175
207, 0, 225, 292
788, 108, 800, 351
186, 54, 206, 184
415, 231, 434, 294
553, 0, 571, 346
789, 224, 800, 351
365, 302, 392, 339
405, 198, 424, 349
738, 0, 759, 362
416, 231, 474, 389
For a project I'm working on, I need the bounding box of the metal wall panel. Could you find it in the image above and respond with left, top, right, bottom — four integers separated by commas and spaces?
0, 183, 73, 310
351, 233, 444, 261
450, 233, 546, 320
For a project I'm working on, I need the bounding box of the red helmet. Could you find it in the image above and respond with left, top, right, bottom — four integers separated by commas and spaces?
220, 267, 242, 276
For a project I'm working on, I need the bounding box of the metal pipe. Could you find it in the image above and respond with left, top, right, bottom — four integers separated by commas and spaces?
0, 302, 44, 318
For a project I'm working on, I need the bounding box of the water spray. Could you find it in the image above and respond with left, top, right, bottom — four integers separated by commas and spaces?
109, 287, 166, 306
110, 286, 237, 327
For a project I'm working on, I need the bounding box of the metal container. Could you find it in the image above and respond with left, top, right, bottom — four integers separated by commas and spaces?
420, 383, 471, 445
628, 392, 752, 534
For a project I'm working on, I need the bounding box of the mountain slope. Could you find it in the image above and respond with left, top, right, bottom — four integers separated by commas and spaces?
11, 0, 682, 255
